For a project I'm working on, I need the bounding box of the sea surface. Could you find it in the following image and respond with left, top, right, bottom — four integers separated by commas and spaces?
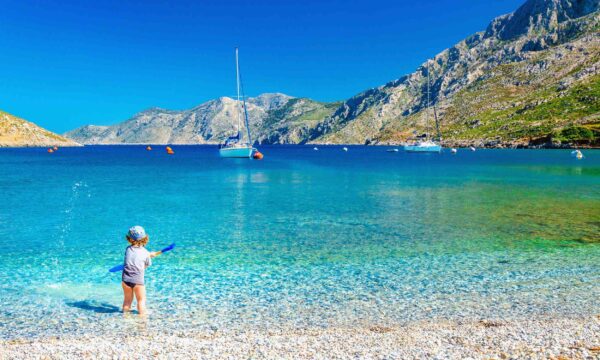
0, 145, 598, 339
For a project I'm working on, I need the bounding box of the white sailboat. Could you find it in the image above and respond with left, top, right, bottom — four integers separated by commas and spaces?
219, 48, 257, 158
404, 61, 442, 153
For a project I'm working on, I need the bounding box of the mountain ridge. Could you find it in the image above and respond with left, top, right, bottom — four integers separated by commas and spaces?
304, 0, 599, 147
65, 0, 600, 147
64, 93, 332, 145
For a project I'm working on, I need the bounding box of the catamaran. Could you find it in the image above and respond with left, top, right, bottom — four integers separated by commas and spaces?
219, 48, 258, 158
404, 61, 442, 153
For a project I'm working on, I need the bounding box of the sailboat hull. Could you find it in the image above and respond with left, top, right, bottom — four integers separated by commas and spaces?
403, 144, 442, 153
219, 146, 254, 158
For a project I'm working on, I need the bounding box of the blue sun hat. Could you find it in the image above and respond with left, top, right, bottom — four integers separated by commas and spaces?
127, 225, 147, 241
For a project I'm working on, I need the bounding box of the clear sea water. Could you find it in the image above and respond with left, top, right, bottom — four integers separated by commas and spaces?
0, 145, 598, 339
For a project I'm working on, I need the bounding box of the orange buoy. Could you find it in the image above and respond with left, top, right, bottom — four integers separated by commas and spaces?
146, 146, 152, 151
47, 148, 54, 153
253, 151, 263, 160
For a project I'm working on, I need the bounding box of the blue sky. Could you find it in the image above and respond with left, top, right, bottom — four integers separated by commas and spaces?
0, 0, 525, 133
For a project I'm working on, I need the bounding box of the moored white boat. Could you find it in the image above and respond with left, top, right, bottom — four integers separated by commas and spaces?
404, 140, 442, 153
219, 48, 258, 159
403, 60, 442, 153
219, 146, 255, 158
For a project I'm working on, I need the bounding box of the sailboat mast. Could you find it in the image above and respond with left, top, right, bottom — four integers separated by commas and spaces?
428, 61, 442, 142
239, 66, 253, 146
426, 61, 431, 141
235, 47, 242, 135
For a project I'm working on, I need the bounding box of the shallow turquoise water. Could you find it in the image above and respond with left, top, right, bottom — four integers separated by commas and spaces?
0, 146, 598, 339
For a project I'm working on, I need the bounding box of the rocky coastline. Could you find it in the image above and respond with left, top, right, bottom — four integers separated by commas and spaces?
370, 140, 600, 149
28, 140, 598, 149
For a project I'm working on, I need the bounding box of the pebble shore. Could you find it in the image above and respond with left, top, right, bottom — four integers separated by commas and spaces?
1, 316, 599, 359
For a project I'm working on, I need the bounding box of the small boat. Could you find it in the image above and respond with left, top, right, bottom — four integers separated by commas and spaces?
313, 147, 319, 151
469, 146, 476, 152
404, 140, 442, 153
342, 147, 348, 152
404, 60, 442, 153
451, 148, 457, 154
387, 148, 399, 153
219, 48, 258, 159
219, 144, 254, 158
571, 149, 584, 159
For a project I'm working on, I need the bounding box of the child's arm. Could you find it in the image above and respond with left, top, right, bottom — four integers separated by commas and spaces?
149, 243, 175, 258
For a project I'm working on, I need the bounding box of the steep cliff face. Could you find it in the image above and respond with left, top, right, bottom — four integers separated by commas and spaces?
485, 0, 598, 41
0, 110, 80, 147
307, 0, 600, 146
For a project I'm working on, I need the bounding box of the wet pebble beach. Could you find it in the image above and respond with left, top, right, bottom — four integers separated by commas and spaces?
2, 316, 599, 359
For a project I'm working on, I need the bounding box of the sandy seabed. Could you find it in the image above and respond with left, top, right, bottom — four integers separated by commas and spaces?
1, 316, 599, 359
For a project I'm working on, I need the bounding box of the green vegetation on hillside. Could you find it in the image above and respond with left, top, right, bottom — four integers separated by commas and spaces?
311, 7, 600, 147
444, 73, 600, 144
262, 98, 340, 129
257, 98, 341, 144
553, 126, 596, 143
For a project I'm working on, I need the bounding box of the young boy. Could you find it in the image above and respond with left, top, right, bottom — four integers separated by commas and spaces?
121, 226, 160, 315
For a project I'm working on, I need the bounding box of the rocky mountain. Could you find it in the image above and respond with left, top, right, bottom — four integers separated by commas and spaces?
0, 110, 80, 147
66, 0, 600, 147
65, 93, 338, 145
255, 98, 341, 144
307, 0, 600, 147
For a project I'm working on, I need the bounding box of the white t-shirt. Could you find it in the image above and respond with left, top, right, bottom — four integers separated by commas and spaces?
122, 245, 151, 285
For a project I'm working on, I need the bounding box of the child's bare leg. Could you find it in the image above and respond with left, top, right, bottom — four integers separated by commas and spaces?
133, 285, 147, 316
121, 282, 134, 312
